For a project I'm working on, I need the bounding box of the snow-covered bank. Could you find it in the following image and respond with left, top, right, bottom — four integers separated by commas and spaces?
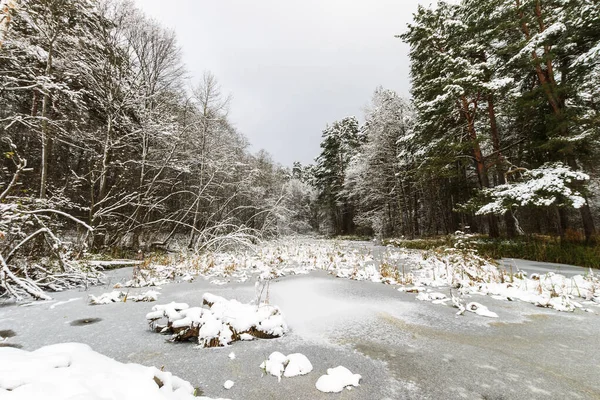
126, 237, 599, 316
397, 246, 600, 313
0, 343, 226, 400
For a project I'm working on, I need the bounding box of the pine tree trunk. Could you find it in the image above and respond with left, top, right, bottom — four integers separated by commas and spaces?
557, 208, 569, 238
579, 202, 596, 242
565, 158, 596, 241
487, 95, 517, 237
522, 3, 596, 242
461, 97, 499, 238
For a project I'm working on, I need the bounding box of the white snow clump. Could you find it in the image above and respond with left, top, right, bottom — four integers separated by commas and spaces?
315, 366, 362, 393
260, 352, 314, 381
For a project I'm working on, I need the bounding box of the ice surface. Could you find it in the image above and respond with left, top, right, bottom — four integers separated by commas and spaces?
49, 298, 81, 309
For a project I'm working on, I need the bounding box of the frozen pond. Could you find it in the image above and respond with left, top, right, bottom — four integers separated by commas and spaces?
2, 251, 599, 399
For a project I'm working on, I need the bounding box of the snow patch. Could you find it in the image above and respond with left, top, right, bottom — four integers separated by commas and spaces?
465, 302, 498, 318
0, 343, 222, 399
260, 352, 313, 381
88, 290, 159, 305
315, 366, 361, 393
223, 380, 234, 389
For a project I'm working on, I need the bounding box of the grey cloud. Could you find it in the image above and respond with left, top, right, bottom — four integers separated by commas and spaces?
134, 0, 421, 165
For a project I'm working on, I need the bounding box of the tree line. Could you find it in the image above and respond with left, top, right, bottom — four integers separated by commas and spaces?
304, 0, 599, 241
2, 0, 600, 253
1, 0, 310, 257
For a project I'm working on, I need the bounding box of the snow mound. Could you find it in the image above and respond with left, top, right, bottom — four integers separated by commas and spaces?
315, 366, 361, 393
284, 353, 314, 378
89, 290, 124, 305
260, 352, 313, 381
260, 351, 288, 380
223, 380, 234, 389
129, 290, 161, 302
0, 343, 224, 399
89, 290, 159, 305
147, 294, 288, 347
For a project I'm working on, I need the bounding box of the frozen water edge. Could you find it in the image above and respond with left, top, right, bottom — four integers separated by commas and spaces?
1, 239, 600, 399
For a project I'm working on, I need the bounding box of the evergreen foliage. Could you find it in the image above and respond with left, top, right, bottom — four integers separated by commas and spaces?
308, 0, 599, 241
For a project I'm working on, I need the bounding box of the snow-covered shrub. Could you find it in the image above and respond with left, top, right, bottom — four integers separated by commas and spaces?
1, 197, 103, 300
0, 202, 103, 300
146, 294, 288, 347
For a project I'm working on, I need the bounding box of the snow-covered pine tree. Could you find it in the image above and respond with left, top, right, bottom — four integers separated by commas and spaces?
402, 1, 505, 236
473, 0, 598, 239
345, 88, 414, 237
314, 116, 363, 235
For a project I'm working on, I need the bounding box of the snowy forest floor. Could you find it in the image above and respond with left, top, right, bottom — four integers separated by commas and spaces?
1, 239, 600, 399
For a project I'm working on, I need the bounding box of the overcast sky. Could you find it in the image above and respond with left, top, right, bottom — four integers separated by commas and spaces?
134, 0, 425, 166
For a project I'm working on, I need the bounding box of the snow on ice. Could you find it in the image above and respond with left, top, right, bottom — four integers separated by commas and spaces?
223, 380, 234, 389
315, 366, 362, 393
0, 343, 226, 400
260, 352, 314, 381
88, 290, 160, 305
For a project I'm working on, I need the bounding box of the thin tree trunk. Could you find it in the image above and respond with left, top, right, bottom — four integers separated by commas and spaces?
39, 41, 54, 199
98, 117, 112, 201
413, 191, 419, 237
